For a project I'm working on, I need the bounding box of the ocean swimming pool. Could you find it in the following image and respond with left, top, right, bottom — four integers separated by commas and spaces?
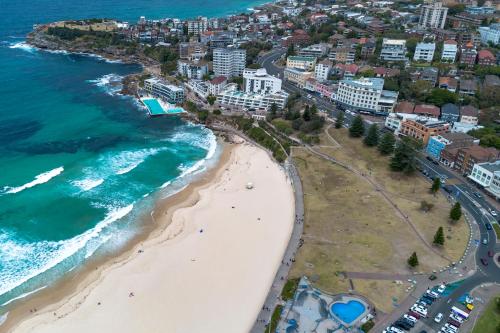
142, 98, 184, 116
330, 299, 366, 324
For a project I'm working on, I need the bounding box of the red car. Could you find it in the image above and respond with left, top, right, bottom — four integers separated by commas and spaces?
488, 251, 494, 257
408, 311, 421, 319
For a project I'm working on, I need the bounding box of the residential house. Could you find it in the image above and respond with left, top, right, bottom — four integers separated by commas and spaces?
426, 132, 475, 160
440, 103, 460, 123
395, 101, 415, 114
459, 42, 478, 67
439, 76, 458, 92
441, 40, 458, 62
459, 79, 478, 95
328, 47, 356, 64
414, 42, 436, 62
380, 39, 407, 62
477, 49, 496, 66
414, 104, 441, 117
459, 105, 479, 125
454, 145, 500, 175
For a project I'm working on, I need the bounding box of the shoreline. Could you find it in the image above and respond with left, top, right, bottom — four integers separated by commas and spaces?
0, 137, 234, 332
4, 139, 295, 333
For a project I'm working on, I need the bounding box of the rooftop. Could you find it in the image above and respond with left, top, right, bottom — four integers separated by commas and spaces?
478, 161, 500, 173
288, 55, 317, 61
342, 77, 384, 90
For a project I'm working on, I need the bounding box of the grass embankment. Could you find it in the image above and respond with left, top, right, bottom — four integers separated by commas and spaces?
493, 223, 500, 240
266, 305, 283, 333
289, 127, 469, 313
472, 296, 500, 333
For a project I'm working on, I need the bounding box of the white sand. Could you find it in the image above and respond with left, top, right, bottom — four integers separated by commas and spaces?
11, 143, 295, 333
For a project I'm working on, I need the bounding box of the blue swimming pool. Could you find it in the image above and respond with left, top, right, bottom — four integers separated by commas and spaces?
330, 300, 366, 324
142, 98, 165, 115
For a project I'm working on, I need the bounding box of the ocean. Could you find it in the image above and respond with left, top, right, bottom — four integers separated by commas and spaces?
0, 0, 265, 313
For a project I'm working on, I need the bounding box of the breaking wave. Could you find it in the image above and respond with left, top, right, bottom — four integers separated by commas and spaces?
2, 167, 64, 194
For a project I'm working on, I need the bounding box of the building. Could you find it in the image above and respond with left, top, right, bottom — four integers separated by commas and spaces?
469, 161, 500, 194
459, 42, 477, 67
441, 40, 458, 62
298, 44, 330, 57
454, 146, 500, 175
380, 39, 407, 62
488, 169, 500, 199
399, 119, 449, 145
328, 47, 356, 64
335, 77, 397, 115
144, 78, 184, 104
478, 24, 500, 45
414, 42, 436, 62
178, 42, 207, 60
177, 59, 208, 80
439, 77, 459, 92
440, 103, 460, 123
217, 84, 288, 110
286, 56, 317, 71
187, 18, 208, 36
242, 68, 282, 95
477, 49, 496, 66
460, 105, 479, 125
466, 6, 495, 15
314, 59, 332, 82
426, 132, 475, 160
208, 76, 227, 96
213, 48, 246, 78
414, 104, 441, 118
283, 67, 314, 88
419, 2, 448, 29
459, 79, 478, 95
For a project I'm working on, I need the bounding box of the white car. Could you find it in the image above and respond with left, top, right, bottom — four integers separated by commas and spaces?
435, 313, 444, 323
437, 284, 446, 293
491, 210, 497, 217
411, 305, 427, 317
450, 313, 465, 323
426, 290, 440, 299
444, 323, 458, 332
388, 326, 405, 333
404, 314, 417, 323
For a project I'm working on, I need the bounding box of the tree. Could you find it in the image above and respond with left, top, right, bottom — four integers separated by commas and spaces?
363, 124, 379, 147
335, 112, 345, 129
433, 227, 445, 246
420, 200, 434, 212
408, 252, 419, 267
378, 132, 396, 155
286, 44, 296, 57
310, 104, 318, 116
390, 137, 421, 175
431, 178, 441, 194
267, 103, 278, 121
206, 95, 216, 106
349, 115, 364, 137
303, 105, 311, 121
426, 88, 458, 107
450, 202, 462, 222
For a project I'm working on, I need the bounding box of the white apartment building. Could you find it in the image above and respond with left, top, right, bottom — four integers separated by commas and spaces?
186, 76, 227, 99
314, 60, 332, 82
385, 113, 438, 134
286, 56, 317, 71
469, 161, 500, 199
418, 2, 448, 29
441, 40, 458, 62
217, 84, 289, 110
414, 42, 435, 62
298, 44, 330, 57
187, 18, 208, 36
213, 48, 247, 78
177, 60, 208, 80
243, 68, 282, 95
380, 39, 407, 62
284, 67, 314, 88
479, 24, 500, 45
144, 78, 184, 104
335, 77, 397, 114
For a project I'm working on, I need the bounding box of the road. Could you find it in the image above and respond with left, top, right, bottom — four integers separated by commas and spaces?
258, 48, 500, 332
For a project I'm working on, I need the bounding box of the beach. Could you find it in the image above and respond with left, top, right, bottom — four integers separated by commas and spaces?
7, 140, 295, 333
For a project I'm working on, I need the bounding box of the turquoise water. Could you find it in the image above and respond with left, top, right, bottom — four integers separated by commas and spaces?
166, 108, 186, 114
0, 0, 266, 312
143, 98, 167, 115
330, 300, 366, 324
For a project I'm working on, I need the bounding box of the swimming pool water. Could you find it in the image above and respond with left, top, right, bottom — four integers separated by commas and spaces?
142, 98, 165, 115
330, 300, 366, 324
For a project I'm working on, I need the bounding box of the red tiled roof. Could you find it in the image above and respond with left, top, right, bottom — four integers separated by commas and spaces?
395, 101, 415, 114
478, 49, 495, 59
414, 104, 440, 117
210, 76, 227, 85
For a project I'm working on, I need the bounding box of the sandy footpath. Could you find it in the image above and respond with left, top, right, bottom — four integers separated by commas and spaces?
10, 142, 295, 333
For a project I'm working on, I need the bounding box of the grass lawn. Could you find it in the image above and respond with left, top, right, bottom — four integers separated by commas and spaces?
493, 223, 500, 240
323, 128, 469, 262
352, 279, 411, 313
266, 305, 283, 333
473, 296, 500, 333
281, 278, 300, 301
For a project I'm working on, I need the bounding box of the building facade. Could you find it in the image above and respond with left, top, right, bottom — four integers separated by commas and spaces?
399, 119, 449, 145
213, 48, 247, 78
441, 40, 458, 62
478, 24, 500, 45
286, 56, 317, 71
380, 39, 407, 62
144, 78, 185, 104
177, 60, 208, 80
243, 68, 282, 95
283, 67, 314, 88
217, 84, 288, 110
414, 42, 436, 62
418, 2, 448, 29
314, 60, 332, 82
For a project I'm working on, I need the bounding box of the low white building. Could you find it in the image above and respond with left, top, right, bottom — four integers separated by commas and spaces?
451, 122, 483, 133
284, 67, 314, 88
177, 59, 208, 79
469, 161, 500, 199
441, 40, 458, 62
479, 24, 500, 45
217, 84, 288, 111
414, 42, 435, 62
384, 113, 438, 134
185, 76, 227, 99
144, 78, 184, 104
243, 68, 282, 95
314, 60, 332, 82
380, 39, 407, 62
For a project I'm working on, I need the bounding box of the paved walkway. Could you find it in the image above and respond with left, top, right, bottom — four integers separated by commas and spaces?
250, 159, 305, 333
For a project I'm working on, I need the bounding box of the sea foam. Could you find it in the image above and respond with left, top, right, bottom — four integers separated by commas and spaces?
3, 167, 64, 194
71, 178, 104, 192
8, 42, 35, 52
86, 73, 124, 96
0, 204, 133, 297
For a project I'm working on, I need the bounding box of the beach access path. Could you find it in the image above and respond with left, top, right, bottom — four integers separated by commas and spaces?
9, 143, 295, 333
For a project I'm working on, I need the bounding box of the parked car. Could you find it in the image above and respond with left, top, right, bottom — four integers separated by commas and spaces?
437, 284, 446, 293
490, 210, 498, 217
481, 258, 489, 266
435, 313, 443, 323
420, 297, 433, 306
394, 320, 411, 331
407, 311, 420, 320
428, 274, 437, 280
426, 290, 440, 299
483, 238, 489, 245
411, 305, 427, 317
403, 314, 417, 323
448, 318, 461, 328
474, 192, 482, 198
443, 185, 453, 194
401, 317, 415, 327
